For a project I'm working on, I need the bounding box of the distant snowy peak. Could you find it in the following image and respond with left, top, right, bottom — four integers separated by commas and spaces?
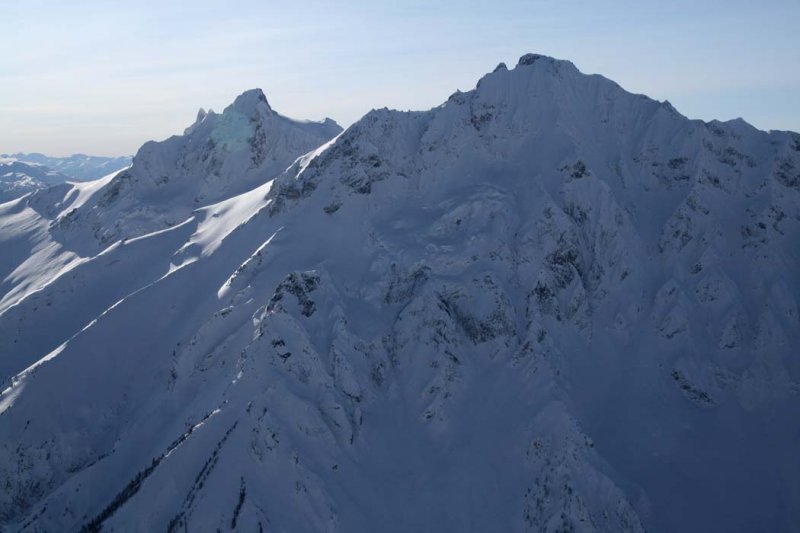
182, 89, 272, 135
270, 52, 692, 212
0, 160, 71, 203
3, 153, 132, 182
517, 52, 549, 66
39, 89, 343, 246
469, 52, 674, 121
0, 160, 69, 186
515, 52, 581, 69
123, 87, 342, 200
277, 51, 797, 221
229, 87, 272, 115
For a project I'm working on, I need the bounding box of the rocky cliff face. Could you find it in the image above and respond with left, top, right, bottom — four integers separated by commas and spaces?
0, 55, 797, 532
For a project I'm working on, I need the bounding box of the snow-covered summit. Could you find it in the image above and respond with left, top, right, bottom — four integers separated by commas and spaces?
517, 52, 567, 66
0, 160, 72, 203
229, 87, 272, 114
25, 89, 343, 247
124, 87, 340, 197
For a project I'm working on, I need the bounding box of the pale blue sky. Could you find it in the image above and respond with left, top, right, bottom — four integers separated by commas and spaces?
1, 0, 798, 156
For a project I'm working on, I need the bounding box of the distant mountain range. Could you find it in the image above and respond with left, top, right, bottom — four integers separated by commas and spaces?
2, 153, 133, 181
0, 160, 70, 203
0, 153, 132, 203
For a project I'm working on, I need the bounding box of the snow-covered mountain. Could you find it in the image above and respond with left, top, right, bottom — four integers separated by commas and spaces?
0, 160, 72, 203
2, 153, 132, 183
0, 55, 797, 532
0, 153, 133, 204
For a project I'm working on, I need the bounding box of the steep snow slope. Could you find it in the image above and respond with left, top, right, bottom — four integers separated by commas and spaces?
0, 55, 798, 532
0, 160, 72, 203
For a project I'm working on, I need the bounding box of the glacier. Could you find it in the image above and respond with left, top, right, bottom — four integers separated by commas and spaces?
0, 54, 798, 532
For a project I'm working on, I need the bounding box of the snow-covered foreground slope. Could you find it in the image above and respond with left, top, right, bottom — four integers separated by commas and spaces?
0, 55, 798, 532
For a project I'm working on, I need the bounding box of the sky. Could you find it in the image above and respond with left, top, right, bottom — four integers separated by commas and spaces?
1, 0, 798, 157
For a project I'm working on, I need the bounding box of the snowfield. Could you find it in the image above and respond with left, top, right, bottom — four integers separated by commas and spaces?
0, 54, 798, 532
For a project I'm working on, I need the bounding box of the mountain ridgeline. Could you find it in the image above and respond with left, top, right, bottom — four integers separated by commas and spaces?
0, 54, 797, 532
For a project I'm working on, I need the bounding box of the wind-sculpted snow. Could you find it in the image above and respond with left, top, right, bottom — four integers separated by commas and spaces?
0, 55, 798, 532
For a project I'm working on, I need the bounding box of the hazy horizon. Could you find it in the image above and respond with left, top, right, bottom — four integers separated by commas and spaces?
2, 0, 799, 157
